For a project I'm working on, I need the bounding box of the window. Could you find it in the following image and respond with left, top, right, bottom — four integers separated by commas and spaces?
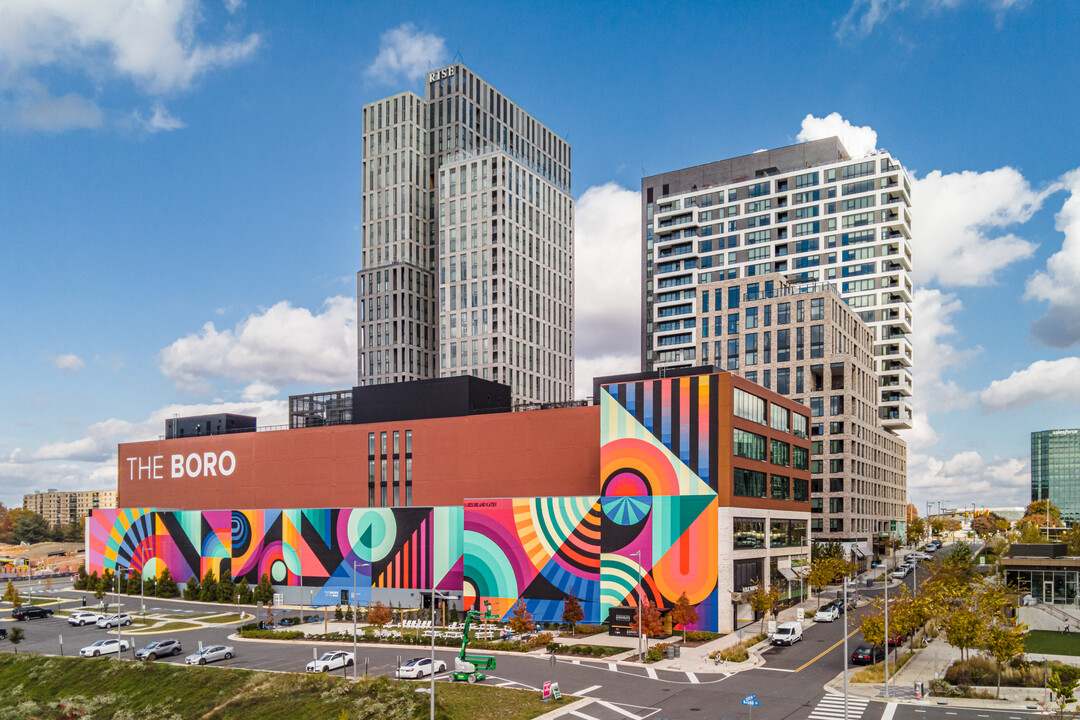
734, 388, 767, 424
792, 445, 809, 470
770, 439, 790, 467
746, 307, 758, 329
776, 368, 790, 395
728, 313, 739, 334
830, 439, 844, 453
770, 405, 789, 433
793, 478, 809, 502
830, 518, 844, 532
792, 413, 809, 439
733, 429, 767, 461
810, 325, 824, 359
810, 498, 822, 513
770, 474, 790, 500
810, 297, 824, 320
811, 478, 823, 493
810, 397, 824, 417
841, 160, 875, 179
795, 171, 818, 188
829, 458, 844, 473
829, 497, 844, 513
734, 468, 767, 498
829, 421, 844, 434
701, 290, 709, 312
733, 518, 766, 549
745, 333, 758, 365
830, 395, 844, 415
728, 287, 740, 309
727, 338, 739, 369
810, 459, 823, 474
777, 329, 790, 362
777, 303, 790, 324
829, 477, 844, 492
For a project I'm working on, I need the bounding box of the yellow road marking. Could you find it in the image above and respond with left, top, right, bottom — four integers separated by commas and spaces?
793, 626, 862, 673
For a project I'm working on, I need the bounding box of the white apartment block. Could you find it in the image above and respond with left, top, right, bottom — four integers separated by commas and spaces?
358, 64, 574, 404
641, 138, 914, 431
24, 489, 118, 529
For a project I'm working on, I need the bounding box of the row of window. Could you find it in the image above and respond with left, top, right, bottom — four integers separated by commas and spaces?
733, 518, 809, 549
733, 467, 811, 501
733, 388, 810, 439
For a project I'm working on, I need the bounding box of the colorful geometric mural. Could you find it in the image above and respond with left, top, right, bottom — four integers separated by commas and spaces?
88, 506, 464, 606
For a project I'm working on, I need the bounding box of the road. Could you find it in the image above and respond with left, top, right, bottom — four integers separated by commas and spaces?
1, 541, 1037, 720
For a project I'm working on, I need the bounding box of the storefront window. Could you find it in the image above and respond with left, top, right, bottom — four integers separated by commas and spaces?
733, 518, 766, 549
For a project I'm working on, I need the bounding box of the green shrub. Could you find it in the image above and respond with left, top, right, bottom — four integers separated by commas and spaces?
238, 629, 305, 640
574, 624, 606, 635
684, 630, 724, 642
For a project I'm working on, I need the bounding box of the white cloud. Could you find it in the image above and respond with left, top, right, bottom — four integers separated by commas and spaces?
0, 398, 286, 506
131, 101, 185, 133
241, 380, 279, 402
0, 0, 259, 132
908, 289, 979, 413
1026, 169, 1080, 348
223, 0, 244, 13
981, 357, 1080, 413
365, 23, 446, 85
908, 448, 1029, 508
48, 353, 85, 373
159, 296, 356, 396
796, 112, 879, 158
912, 167, 1056, 287
836, 0, 1029, 39
573, 183, 641, 398
7, 89, 103, 132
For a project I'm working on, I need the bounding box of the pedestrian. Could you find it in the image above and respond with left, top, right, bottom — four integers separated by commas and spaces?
1065, 619, 1071, 635
81, 596, 86, 607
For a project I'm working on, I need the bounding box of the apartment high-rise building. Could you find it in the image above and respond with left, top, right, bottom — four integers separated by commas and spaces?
690, 273, 906, 550
358, 64, 574, 404
1032, 429, 1080, 523
641, 137, 914, 431
23, 489, 118, 529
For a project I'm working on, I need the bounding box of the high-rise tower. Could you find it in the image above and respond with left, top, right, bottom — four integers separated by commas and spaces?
358, 64, 574, 404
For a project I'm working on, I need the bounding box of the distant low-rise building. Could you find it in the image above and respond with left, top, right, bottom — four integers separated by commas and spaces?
23, 489, 117, 529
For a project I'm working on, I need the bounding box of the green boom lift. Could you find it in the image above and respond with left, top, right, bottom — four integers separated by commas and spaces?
450, 600, 498, 683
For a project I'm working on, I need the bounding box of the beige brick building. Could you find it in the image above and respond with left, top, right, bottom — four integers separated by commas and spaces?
691, 273, 906, 555
23, 489, 117, 529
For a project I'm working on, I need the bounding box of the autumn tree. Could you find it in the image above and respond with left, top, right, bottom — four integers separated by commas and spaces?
971, 514, 999, 539
860, 614, 886, 665
930, 518, 946, 536
367, 601, 392, 626
890, 587, 931, 652
562, 595, 584, 635
508, 599, 535, 635
748, 584, 782, 635
670, 592, 699, 641
632, 600, 663, 638
983, 620, 1028, 698
907, 517, 927, 545
2, 580, 22, 607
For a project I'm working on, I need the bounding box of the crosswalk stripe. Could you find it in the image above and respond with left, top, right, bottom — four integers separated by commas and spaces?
607, 662, 617, 672
570, 711, 602, 720
573, 685, 602, 696
645, 667, 657, 679
686, 672, 699, 684
596, 701, 643, 720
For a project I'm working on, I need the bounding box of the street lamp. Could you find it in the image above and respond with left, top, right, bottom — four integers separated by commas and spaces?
352, 560, 369, 680
420, 589, 458, 720
843, 562, 851, 720
630, 550, 644, 662
114, 564, 125, 655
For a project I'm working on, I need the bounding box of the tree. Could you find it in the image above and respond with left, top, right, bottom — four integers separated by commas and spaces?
74, 564, 89, 590
562, 595, 584, 635
670, 592, 699, 641
8, 627, 24, 654
12, 512, 51, 544
344, 604, 353, 622
907, 517, 927, 545
253, 573, 274, 605
183, 576, 200, 601
906, 503, 920, 522
971, 514, 999, 539
63, 519, 85, 543
334, 604, 344, 621
216, 573, 235, 604
156, 568, 179, 598
1026, 499, 1061, 521
983, 620, 1028, 698
142, 576, 156, 599
631, 600, 663, 639
236, 578, 253, 605
198, 569, 218, 602
931, 518, 946, 536
367, 601, 392, 626
508, 600, 535, 635
1018, 520, 1045, 544
1048, 671, 1079, 720
2, 580, 22, 607
859, 614, 886, 665
748, 584, 782, 635
1066, 524, 1080, 556
890, 587, 930, 652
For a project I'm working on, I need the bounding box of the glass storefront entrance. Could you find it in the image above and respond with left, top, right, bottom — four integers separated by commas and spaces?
1005, 569, 1079, 605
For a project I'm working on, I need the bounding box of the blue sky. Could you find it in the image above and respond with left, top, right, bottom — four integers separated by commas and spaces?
2, 0, 1079, 514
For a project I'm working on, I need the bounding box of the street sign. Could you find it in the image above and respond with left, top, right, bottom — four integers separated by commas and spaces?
743, 694, 757, 702
741, 699, 760, 707
552, 682, 562, 701
542, 681, 552, 702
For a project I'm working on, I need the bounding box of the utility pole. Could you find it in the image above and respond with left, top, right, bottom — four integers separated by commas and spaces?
631, 550, 644, 662
351, 560, 368, 680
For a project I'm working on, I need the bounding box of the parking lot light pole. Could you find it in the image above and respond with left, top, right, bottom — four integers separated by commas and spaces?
843, 572, 849, 720
115, 565, 125, 654
352, 560, 369, 681
424, 590, 458, 720
631, 550, 643, 662
884, 557, 890, 698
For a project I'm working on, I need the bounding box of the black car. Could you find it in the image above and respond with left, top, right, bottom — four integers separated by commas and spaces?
12, 606, 53, 621
0, 628, 7, 640
829, 598, 856, 615
851, 644, 886, 665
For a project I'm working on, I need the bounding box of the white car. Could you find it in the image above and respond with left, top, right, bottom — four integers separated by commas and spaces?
68, 611, 103, 627
395, 657, 447, 678
307, 651, 355, 673
891, 567, 909, 579
185, 645, 234, 665
814, 605, 840, 622
97, 613, 133, 628
80, 638, 130, 657
771, 622, 803, 646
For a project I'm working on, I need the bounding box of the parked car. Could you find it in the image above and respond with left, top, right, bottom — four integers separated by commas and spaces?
829, 598, 856, 614
307, 651, 355, 673
80, 638, 130, 657
12, 606, 53, 621
135, 639, 182, 660
395, 657, 447, 678
851, 645, 886, 665
891, 567, 909, 579
888, 632, 910, 647
97, 613, 133, 629
771, 622, 803, 646
814, 605, 840, 622
67, 611, 103, 627
184, 645, 234, 665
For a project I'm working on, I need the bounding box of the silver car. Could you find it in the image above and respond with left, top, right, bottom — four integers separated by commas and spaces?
185, 645, 234, 665
136, 639, 182, 661
97, 613, 133, 628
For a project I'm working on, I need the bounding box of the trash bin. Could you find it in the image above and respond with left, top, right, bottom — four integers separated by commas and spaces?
665, 646, 675, 659
674, 644, 681, 657
866, 578, 873, 587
